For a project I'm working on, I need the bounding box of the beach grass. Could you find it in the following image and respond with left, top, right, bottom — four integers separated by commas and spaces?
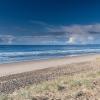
1, 70, 100, 100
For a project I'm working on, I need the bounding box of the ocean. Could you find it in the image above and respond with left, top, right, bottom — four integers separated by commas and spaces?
0, 45, 100, 64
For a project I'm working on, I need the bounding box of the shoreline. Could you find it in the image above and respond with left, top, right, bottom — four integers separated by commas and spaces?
0, 53, 99, 64
0, 54, 100, 77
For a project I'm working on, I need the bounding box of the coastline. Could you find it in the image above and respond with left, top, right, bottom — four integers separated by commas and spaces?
0, 54, 100, 94
0, 54, 100, 77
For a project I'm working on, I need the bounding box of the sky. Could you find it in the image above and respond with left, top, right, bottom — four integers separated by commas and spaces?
0, 0, 100, 45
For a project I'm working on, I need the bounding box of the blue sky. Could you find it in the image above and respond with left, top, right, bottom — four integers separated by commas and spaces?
0, 0, 100, 45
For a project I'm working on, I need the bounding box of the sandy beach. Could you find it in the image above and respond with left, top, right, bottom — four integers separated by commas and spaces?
0, 54, 100, 77
0, 54, 100, 96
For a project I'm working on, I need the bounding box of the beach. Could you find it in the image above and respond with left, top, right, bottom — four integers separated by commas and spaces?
0, 54, 100, 100
0, 54, 99, 77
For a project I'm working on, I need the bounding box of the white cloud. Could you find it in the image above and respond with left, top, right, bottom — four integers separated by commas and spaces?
0, 35, 65, 45
46, 24, 100, 44
0, 35, 15, 44
29, 20, 54, 28
1, 23, 100, 45
68, 37, 76, 44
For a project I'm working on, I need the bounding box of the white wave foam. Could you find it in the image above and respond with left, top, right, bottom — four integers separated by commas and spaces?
0, 48, 100, 57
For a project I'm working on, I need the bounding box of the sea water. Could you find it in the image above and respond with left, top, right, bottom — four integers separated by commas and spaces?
0, 45, 100, 64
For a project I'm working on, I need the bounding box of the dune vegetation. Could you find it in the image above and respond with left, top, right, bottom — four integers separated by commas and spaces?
0, 70, 100, 100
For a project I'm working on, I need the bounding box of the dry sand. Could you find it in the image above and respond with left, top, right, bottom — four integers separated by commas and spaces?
0, 54, 100, 77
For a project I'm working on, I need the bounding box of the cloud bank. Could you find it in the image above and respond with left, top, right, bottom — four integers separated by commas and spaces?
47, 23, 100, 44
0, 23, 100, 45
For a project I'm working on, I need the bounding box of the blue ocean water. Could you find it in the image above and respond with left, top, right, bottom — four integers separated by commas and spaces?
0, 45, 100, 64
